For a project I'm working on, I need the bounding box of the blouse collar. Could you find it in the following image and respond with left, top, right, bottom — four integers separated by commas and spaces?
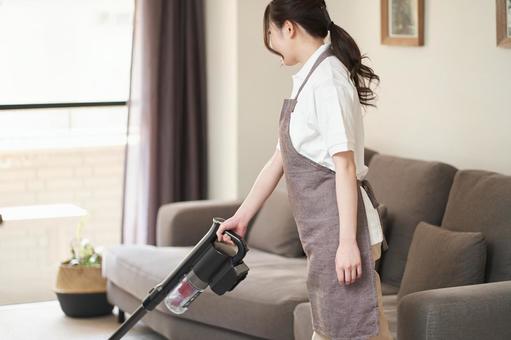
292, 42, 331, 81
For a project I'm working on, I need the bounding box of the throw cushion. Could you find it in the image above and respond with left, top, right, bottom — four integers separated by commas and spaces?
397, 221, 486, 302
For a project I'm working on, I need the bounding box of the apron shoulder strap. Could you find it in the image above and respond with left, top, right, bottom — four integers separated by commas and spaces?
293, 47, 334, 100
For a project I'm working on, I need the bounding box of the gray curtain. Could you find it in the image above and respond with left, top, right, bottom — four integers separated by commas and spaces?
122, 0, 208, 245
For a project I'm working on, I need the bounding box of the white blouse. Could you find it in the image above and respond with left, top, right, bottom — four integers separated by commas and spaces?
277, 42, 383, 246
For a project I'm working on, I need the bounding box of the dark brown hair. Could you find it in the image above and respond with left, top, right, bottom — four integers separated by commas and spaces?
263, 0, 380, 108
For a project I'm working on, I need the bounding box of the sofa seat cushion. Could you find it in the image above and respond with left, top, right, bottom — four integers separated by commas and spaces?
293, 295, 398, 340
103, 244, 309, 340
441, 170, 511, 282
366, 154, 457, 287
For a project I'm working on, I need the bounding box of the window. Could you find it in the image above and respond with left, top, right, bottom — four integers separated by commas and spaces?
0, 0, 135, 305
0, 0, 134, 149
0, 0, 133, 105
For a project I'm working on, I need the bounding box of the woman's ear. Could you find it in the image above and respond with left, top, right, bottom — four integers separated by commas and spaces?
282, 19, 297, 39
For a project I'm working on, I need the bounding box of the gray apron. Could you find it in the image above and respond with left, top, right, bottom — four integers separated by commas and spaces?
278, 48, 380, 339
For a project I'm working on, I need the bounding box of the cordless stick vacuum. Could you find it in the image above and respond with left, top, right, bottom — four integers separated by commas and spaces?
108, 217, 250, 340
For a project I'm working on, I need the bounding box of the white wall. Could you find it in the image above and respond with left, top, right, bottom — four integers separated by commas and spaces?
205, 0, 239, 199
331, 0, 511, 174
206, 0, 511, 200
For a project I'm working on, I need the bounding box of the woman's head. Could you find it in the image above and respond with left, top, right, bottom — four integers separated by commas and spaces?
263, 0, 380, 108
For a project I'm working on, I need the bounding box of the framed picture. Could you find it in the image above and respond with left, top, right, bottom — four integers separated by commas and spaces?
497, 0, 511, 48
381, 0, 424, 46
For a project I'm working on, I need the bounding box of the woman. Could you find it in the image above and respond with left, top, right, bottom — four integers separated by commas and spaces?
217, 1, 392, 339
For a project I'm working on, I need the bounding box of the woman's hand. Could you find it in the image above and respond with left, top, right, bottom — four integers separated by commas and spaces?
335, 240, 362, 285
216, 213, 249, 245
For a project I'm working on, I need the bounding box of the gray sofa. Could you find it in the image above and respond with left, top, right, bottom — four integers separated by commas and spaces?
103, 148, 511, 340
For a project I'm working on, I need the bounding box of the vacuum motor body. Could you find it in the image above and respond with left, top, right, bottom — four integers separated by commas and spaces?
164, 217, 249, 314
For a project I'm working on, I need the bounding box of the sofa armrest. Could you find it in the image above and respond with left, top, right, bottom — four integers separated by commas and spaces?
156, 198, 244, 247
398, 281, 511, 340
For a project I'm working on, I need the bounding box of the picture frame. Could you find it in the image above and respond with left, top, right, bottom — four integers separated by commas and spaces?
496, 0, 511, 48
381, 0, 424, 46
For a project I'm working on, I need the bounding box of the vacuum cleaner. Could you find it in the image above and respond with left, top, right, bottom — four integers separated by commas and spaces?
108, 217, 250, 340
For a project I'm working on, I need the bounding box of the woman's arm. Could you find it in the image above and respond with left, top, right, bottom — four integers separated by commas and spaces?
332, 150, 358, 242
332, 150, 362, 286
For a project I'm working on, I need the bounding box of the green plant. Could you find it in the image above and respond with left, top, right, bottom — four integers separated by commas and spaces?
62, 216, 102, 267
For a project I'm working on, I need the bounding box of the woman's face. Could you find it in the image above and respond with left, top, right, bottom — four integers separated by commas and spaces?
268, 20, 299, 66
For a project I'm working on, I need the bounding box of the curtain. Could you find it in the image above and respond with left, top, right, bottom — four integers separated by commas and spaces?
121, 0, 208, 245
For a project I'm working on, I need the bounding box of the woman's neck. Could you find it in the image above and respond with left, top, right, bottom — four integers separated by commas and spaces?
294, 38, 325, 64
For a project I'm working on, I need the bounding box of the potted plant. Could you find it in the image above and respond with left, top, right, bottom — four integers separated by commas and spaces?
54, 216, 113, 317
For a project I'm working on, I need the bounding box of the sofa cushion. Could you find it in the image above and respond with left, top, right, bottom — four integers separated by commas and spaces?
103, 244, 309, 340
441, 170, 511, 282
397, 222, 486, 302
247, 189, 305, 258
365, 154, 458, 287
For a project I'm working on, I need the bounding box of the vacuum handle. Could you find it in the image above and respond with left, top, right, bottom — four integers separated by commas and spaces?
222, 229, 248, 264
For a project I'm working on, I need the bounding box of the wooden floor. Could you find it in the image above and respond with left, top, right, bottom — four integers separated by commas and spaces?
0, 299, 165, 340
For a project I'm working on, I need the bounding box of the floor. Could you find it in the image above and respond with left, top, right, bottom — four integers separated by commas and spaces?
0, 299, 165, 340
0, 297, 398, 340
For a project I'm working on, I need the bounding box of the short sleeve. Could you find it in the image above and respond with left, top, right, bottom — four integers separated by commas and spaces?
313, 80, 356, 157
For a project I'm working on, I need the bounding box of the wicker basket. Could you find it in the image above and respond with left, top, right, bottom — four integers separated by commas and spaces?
54, 264, 113, 318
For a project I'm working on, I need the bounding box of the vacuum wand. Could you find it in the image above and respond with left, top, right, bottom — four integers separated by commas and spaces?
108, 217, 250, 340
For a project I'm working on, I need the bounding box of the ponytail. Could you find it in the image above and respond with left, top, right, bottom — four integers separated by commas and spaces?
329, 22, 380, 108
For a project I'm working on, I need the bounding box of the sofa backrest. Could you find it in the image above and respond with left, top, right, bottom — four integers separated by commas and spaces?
366, 154, 458, 287
441, 170, 511, 283
364, 147, 379, 166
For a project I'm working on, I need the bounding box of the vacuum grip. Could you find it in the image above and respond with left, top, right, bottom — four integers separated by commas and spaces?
222, 230, 248, 264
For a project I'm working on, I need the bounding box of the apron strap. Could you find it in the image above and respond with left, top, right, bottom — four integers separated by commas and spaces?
359, 179, 379, 209
359, 178, 390, 252
293, 47, 334, 100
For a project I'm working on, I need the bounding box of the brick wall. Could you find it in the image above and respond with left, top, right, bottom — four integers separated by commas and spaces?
0, 145, 125, 304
